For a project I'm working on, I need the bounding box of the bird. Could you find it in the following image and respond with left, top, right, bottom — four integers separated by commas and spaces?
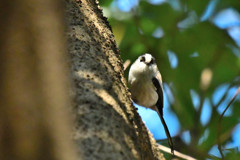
128, 53, 174, 154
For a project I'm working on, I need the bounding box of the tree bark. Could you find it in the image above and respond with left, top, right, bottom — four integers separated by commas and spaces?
0, 0, 165, 159
66, 0, 165, 159
0, 1, 77, 160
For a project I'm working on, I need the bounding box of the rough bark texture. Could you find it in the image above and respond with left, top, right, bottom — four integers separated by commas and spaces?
0, 1, 77, 160
66, 0, 165, 159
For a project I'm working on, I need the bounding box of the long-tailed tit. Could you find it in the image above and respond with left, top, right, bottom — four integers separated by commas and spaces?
128, 53, 174, 154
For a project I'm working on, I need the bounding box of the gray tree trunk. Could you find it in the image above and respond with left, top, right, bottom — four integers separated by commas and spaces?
0, 0, 165, 159
66, 0, 165, 160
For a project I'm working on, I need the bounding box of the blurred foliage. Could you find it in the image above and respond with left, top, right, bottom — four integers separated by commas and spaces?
100, 0, 240, 159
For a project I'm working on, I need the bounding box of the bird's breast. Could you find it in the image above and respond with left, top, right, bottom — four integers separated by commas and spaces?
130, 80, 158, 108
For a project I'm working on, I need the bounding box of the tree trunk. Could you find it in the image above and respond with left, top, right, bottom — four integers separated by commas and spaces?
66, 0, 165, 159
0, 0, 165, 159
0, 1, 77, 160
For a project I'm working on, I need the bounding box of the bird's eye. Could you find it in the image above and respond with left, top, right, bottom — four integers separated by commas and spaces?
149, 58, 155, 64
140, 56, 145, 62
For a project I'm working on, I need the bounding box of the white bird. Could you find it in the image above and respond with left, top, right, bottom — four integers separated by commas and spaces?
128, 53, 174, 154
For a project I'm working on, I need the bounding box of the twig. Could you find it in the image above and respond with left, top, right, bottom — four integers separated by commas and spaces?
157, 144, 197, 160
215, 84, 234, 109
217, 87, 240, 160
204, 83, 236, 129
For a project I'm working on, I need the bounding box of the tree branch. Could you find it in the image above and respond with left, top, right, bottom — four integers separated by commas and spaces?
217, 87, 240, 159
157, 144, 197, 160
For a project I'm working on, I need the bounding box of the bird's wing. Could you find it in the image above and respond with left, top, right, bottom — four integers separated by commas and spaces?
152, 72, 174, 154
152, 72, 164, 115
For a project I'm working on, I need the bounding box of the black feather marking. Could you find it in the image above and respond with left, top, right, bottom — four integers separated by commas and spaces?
152, 77, 163, 115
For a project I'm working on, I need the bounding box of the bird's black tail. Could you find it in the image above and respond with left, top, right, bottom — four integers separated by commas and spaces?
159, 113, 174, 154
